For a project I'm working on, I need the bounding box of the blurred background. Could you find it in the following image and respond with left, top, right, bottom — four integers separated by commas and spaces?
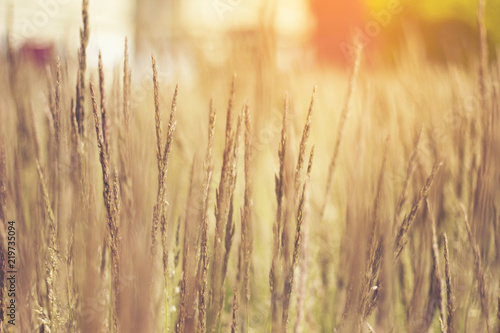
1, 0, 499, 72
3, 0, 499, 131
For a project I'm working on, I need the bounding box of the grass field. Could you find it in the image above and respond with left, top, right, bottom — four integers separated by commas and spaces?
0, 0, 499, 332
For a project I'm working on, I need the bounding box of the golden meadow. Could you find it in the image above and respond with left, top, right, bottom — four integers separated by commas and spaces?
0, 0, 499, 332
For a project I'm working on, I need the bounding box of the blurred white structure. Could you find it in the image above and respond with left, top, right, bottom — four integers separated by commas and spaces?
1, 0, 134, 67
1, 0, 312, 71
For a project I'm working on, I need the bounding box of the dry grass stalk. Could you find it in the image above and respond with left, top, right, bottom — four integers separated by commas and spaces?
231, 284, 240, 333
427, 200, 445, 332
53, 57, 62, 146
222, 197, 236, 289
36, 160, 59, 331
321, 43, 362, 220
283, 146, 314, 330
176, 240, 187, 333
359, 142, 388, 322
443, 233, 454, 333
70, 96, 81, 159
198, 98, 217, 333
122, 38, 131, 130
241, 103, 253, 326
149, 60, 177, 330
117, 41, 133, 243
176, 162, 196, 333
461, 204, 491, 332
75, 0, 89, 137
160, 84, 177, 286
372, 139, 388, 230
294, 86, 316, 192
151, 54, 177, 256
222, 107, 244, 285
394, 162, 442, 261
209, 76, 238, 329
53, 55, 77, 331
90, 80, 121, 332
152, 54, 163, 176
98, 51, 110, 157
51, 59, 62, 217
231, 205, 245, 333
161, 217, 169, 297
117, 39, 133, 224
270, 95, 288, 333
90, 81, 114, 219
231, 247, 242, 333
395, 130, 421, 220
294, 147, 314, 333
282, 89, 317, 329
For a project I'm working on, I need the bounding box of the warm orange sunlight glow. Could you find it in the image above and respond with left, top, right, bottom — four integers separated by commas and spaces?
310, 0, 366, 63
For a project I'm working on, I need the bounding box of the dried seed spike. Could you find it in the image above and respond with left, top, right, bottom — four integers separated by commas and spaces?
270, 94, 288, 333
240, 102, 253, 327
277, 94, 288, 240
177, 160, 195, 333
90, 80, 109, 177
222, 194, 235, 281
395, 128, 422, 219
209, 77, 241, 329
123, 37, 130, 130
80, 0, 89, 47
222, 105, 245, 281
461, 204, 491, 332
307, 145, 315, 178
225, 74, 236, 146
151, 63, 177, 259
427, 199, 445, 332
91, 79, 121, 332
160, 84, 178, 182
443, 233, 454, 333
98, 50, 109, 157
112, 165, 120, 224
152, 54, 163, 174
359, 141, 389, 321
54, 56, 61, 144
373, 138, 389, 230
75, 0, 89, 137
295, 85, 316, 191
198, 98, 216, 333
283, 170, 311, 328
294, 176, 310, 333
230, 284, 239, 333
394, 162, 442, 261
159, 85, 178, 285
36, 159, 59, 331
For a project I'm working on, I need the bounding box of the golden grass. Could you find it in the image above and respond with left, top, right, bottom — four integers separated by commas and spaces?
1, 0, 500, 332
